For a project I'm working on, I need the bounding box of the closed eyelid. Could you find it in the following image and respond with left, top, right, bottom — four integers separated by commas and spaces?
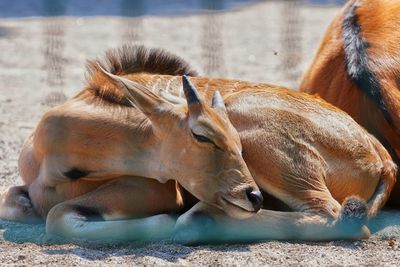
190, 130, 223, 150
191, 130, 213, 142
190, 125, 212, 137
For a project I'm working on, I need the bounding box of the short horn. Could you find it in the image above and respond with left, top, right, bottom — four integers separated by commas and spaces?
211, 90, 226, 111
182, 75, 201, 105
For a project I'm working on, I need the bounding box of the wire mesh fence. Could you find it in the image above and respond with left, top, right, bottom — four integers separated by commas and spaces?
0, 0, 342, 107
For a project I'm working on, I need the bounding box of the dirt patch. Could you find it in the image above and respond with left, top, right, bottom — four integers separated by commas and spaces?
1, 2, 400, 266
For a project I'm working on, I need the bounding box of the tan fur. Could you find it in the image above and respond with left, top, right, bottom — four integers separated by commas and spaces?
0, 45, 396, 242
300, 0, 400, 206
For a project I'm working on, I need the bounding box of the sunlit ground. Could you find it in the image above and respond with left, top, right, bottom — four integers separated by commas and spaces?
1, 0, 400, 266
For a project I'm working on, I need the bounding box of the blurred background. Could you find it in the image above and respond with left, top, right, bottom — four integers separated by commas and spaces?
3, 3, 400, 266
0, 0, 344, 101
0, 0, 344, 191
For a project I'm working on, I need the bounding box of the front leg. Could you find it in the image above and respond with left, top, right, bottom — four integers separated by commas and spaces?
173, 198, 370, 244
46, 177, 182, 242
47, 204, 178, 242
0, 186, 41, 223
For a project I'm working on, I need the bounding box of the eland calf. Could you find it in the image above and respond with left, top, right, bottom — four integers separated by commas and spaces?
0, 45, 396, 243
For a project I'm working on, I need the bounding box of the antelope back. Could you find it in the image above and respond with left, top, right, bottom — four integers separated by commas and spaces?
300, 0, 400, 204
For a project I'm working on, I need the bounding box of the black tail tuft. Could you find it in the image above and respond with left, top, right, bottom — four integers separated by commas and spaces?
339, 196, 368, 222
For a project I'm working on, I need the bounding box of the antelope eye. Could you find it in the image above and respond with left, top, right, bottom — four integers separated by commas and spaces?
191, 131, 214, 144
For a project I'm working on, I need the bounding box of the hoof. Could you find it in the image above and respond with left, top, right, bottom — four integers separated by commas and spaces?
0, 188, 41, 223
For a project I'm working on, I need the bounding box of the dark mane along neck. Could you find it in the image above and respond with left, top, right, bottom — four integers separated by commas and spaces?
83, 45, 198, 106
342, 1, 392, 125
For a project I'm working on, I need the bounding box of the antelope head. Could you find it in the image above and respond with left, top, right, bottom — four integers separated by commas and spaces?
100, 69, 263, 219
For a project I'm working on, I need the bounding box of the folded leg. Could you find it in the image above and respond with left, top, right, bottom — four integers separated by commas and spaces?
46, 177, 183, 242
0, 185, 41, 223
173, 198, 370, 244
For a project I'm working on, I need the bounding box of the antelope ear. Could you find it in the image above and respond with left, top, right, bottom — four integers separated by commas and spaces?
98, 65, 170, 117
160, 90, 186, 105
182, 75, 203, 114
211, 90, 227, 113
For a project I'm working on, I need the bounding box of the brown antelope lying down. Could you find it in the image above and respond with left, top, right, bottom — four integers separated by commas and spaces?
301, 0, 400, 206
0, 45, 396, 243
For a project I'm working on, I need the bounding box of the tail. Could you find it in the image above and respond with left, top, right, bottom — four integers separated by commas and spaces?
367, 135, 397, 217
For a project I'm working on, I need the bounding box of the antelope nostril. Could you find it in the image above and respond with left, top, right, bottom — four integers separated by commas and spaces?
246, 189, 263, 212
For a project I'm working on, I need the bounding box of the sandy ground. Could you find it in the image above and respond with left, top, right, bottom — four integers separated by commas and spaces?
1, 1, 400, 266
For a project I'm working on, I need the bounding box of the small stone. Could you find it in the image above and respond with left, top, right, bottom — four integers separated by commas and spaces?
17, 255, 26, 261
388, 239, 396, 249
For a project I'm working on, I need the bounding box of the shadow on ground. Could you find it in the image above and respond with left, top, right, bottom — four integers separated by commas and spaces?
369, 210, 400, 239
1, 210, 400, 262
0, 219, 253, 262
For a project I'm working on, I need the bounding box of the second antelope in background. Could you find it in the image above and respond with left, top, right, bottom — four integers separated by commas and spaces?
300, 0, 400, 206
